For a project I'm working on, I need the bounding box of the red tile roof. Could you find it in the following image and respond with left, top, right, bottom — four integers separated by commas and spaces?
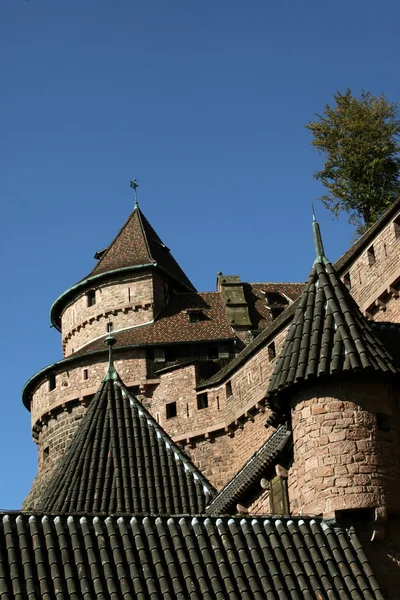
86, 205, 196, 291
74, 292, 235, 355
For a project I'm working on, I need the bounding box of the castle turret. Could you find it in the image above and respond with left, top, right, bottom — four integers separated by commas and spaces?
266, 216, 400, 525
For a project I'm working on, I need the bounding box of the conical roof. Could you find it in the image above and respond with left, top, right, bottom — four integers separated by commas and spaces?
266, 218, 399, 413
37, 367, 215, 514
87, 205, 196, 291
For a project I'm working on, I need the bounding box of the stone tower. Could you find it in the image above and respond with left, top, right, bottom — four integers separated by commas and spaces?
266, 217, 400, 528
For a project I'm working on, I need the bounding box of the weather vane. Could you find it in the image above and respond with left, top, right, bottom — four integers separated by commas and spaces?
130, 179, 139, 208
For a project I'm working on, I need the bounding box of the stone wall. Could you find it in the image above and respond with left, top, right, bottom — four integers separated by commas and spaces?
288, 376, 400, 517
61, 273, 154, 355
341, 207, 400, 322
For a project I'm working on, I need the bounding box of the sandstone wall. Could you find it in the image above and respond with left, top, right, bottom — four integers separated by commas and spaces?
342, 207, 400, 322
61, 273, 154, 355
289, 376, 400, 517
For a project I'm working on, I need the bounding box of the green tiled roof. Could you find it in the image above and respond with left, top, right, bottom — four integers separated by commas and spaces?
207, 423, 291, 515
36, 377, 215, 514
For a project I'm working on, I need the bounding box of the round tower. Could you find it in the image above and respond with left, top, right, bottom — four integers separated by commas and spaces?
23, 198, 198, 508
266, 217, 400, 524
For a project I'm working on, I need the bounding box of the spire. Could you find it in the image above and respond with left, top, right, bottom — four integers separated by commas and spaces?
265, 220, 399, 424
130, 178, 139, 209
312, 205, 329, 265
104, 334, 118, 381
35, 374, 216, 514
85, 201, 196, 291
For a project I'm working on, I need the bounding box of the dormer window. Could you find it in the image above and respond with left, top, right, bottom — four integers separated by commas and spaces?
264, 291, 289, 306
86, 289, 96, 307
186, 309, 203, 323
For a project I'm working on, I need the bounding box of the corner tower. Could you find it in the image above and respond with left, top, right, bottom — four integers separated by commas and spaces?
266, 216, 400, 523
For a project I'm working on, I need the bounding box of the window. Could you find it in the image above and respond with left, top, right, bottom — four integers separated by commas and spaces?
107, 322, 113, 333
83, 369, 89, 381
154, 349, 166, 363
343, 272, 351, 290
86, 289, 96, 307
226, 381, 233, 398
48, 373, 56, 391
269, 475, 289, 515
268, 342, 276, 361
188, 310, 203, 323
197, 393, 208, 410
394, 215, 400, 238
247, 372, 252, 384
166, 401, 177, 419
367, 245, 376, 265
42, 447, 49, 461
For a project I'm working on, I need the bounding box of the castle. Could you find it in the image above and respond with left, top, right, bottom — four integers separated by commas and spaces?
1, 190, 400, 598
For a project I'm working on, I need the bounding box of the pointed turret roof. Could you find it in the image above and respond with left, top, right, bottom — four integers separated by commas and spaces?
37, 347, 215, 514
87, 204, 196, 291
266, 217, 399, 415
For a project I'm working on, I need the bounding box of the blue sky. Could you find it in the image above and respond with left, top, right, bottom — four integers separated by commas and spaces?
2, 0, 400, 507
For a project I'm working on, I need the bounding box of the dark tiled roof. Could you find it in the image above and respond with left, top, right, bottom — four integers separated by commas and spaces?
86, 205, 196, 291
207, 423, 291, 515
73, 292, 234, 356
0, 513, 383, 599
267, 260, 399, 407
36, 377, 215, 514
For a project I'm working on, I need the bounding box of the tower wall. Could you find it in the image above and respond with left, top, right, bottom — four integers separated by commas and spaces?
61, 273, 155, 356
289, 376, 400, 517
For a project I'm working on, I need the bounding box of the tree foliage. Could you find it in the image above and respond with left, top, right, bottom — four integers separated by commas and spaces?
306, 90, 400, 233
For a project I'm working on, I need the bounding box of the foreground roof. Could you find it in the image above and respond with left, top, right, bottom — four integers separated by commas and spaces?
36, 375, 215, 514
207, 423, 291, 515
0, 513, 383, 599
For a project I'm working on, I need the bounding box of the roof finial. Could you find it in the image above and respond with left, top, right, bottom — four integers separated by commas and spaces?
104, 334, 118, 381
312, 205, 329, 265
130, 178, 139, 208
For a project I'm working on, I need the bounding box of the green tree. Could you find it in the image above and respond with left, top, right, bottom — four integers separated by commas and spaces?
306, 90, 400, 233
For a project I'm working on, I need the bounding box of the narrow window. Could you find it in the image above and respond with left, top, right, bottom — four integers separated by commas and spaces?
83, 369, 89, 381
268, 342, 276, 361
86, 289, 96, 307
127, 287, 131, 302
48, 373, 56, 391
394, 215, 400, 237
367, 245, 376, 265
107, 322, 113, 333
226, 380, 233, 398
343, 272, 351, 290
197, 393, 208, 410
247, 372, 252, 384
186, 403, 190, 417
269, 475, 290, 515
166, 401, 177, 419
42, 447, 49, 461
